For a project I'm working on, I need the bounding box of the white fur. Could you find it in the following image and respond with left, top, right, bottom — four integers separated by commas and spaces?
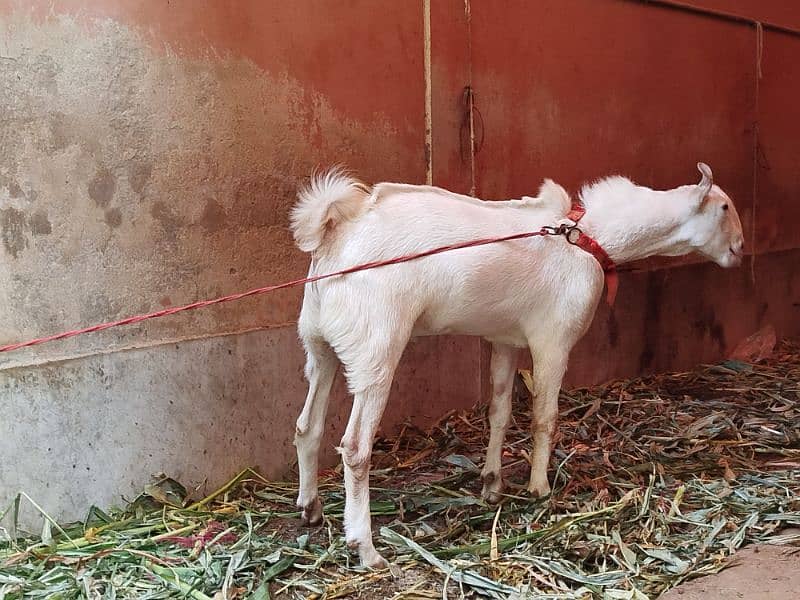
290, 166, 371, 253
291, 163, 744, 567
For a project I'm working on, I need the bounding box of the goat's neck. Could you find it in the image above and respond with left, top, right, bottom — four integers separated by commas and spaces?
578, 186, 696, 265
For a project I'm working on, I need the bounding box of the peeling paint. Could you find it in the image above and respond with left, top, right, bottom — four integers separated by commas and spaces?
88, 168, 116, 208
200, 198, 226, 232
7, 180, 23, 198
103, 207, 122, 229
1, 207, 29, 258
128, 161, 152, 195
28, 210, 52, 235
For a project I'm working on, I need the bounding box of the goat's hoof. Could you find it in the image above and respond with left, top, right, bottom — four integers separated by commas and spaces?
360, 548, 389, 570
526, 483, 551, 499
349, 540, 389, 569
481, 472, 505, 505
300, 497, 323, 526
483, 489, 504, 505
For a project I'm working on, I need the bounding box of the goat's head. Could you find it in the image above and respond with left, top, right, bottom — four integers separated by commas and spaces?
683, 162, 744, 268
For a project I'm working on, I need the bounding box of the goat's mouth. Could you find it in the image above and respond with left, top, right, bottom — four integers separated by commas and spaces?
726, 245, 743, 267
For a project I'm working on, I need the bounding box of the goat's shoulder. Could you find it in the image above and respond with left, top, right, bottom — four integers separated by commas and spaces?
532, 179, 571, 213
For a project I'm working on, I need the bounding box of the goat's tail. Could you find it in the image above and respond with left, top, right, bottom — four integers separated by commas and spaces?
290, 167, 371, 253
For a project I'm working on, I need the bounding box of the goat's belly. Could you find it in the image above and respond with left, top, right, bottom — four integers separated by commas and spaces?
411, 312, 528, 348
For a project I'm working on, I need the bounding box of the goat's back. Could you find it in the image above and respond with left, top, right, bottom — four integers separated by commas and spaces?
302, 184, 604, 349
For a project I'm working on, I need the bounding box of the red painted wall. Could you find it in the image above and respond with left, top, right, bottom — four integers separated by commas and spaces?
2, 0, 798, 386
668, 0, 800, 31
431, 0, 799, 384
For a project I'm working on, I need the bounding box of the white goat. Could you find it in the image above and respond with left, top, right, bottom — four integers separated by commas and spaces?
290, 163, 744, 567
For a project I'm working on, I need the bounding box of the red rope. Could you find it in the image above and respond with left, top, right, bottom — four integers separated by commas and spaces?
0, 229, 565, 354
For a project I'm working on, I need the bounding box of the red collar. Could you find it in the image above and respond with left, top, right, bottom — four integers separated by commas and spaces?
566, 203, 618, 306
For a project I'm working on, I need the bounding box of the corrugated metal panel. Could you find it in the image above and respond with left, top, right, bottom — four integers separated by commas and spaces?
429, 0, 472, 193
754, 30, 800, 254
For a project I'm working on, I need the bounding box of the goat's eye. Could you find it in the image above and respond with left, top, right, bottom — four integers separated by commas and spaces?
722, 204, 729, 211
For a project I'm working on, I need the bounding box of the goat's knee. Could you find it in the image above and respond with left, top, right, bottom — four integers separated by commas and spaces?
294, 417, 309, 439
295, 412, 323, 439
294, 415, 324, 456
338, 436, 371, 477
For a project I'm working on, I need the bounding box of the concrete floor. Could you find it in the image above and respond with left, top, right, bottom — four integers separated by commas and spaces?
661, 545, 800, 599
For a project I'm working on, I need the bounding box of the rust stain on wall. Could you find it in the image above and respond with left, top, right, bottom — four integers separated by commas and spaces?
0, 11, 422, 367
0, 1, 426, 155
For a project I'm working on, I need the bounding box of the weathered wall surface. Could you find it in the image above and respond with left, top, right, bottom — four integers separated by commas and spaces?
0, 8, 422, 367
0, 2, 485, 527
0, 330, 480, 525
1, 0, 798, 528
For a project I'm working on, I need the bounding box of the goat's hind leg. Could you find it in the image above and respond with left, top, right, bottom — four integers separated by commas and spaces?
339, 380, 394, 568
338, 327, 410, 568
295, 337, 338, 526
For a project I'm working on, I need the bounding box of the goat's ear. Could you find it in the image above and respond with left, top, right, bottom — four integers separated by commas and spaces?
696, 162, 713, 195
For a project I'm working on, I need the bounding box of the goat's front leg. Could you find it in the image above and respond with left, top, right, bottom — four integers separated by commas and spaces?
339, 381, 393, 569
481, 343, 517, 504
527, 347, 568, 497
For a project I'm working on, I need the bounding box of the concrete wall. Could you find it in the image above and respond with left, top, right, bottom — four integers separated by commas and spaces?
1, 0, 798, 528
0, 2, 484, 528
